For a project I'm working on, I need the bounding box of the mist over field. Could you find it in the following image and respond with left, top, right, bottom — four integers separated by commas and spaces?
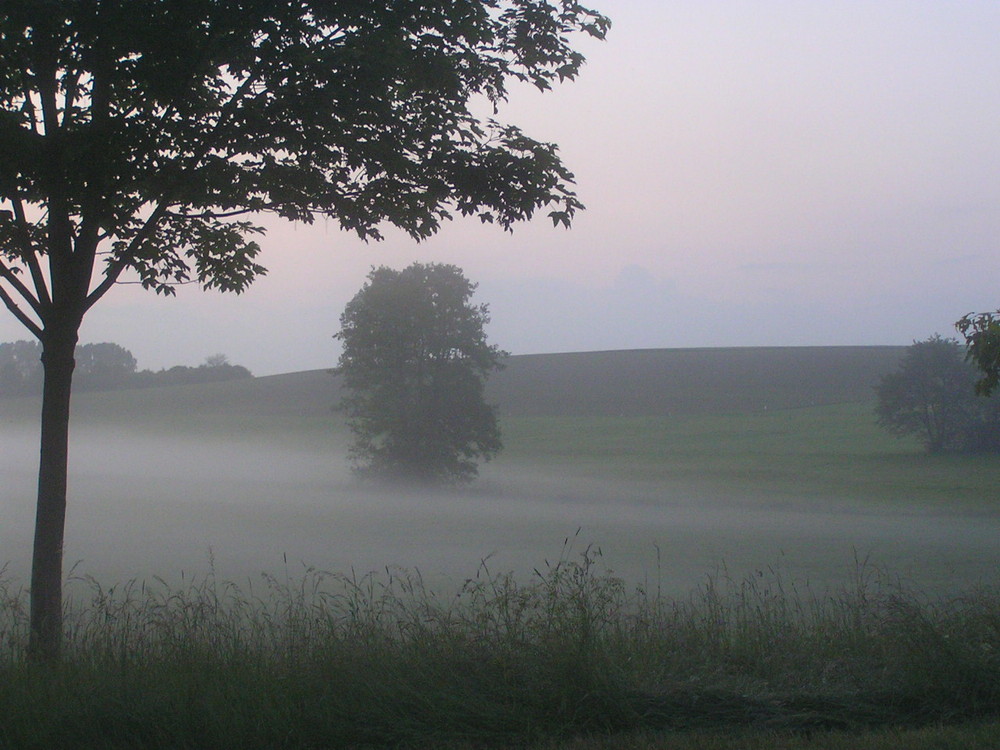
2, 348, 998, 598
1, 426, 996, 593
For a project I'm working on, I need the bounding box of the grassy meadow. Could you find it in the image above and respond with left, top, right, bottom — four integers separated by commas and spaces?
1, 345, 999, 748
502, 404, 999, 506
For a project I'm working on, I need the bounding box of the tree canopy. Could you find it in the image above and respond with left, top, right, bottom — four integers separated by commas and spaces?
1, 0, 608, 324
875, 335, 1000, 453
0, 0, 607, 659
335, 263, 505, 483
956, 311, 1000, 396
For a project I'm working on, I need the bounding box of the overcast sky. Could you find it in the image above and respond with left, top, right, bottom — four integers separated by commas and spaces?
4, 0, 998, 376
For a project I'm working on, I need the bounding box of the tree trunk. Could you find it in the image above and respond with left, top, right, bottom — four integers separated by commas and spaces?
28, 326, 78, 662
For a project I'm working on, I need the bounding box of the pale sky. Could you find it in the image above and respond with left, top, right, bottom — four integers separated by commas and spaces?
4, 1, 999, 376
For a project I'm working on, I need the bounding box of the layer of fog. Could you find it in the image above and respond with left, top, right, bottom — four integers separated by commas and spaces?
1, 426, 997, 597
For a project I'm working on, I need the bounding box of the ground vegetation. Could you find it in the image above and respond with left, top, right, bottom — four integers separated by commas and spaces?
0, 554, 996, 749
0, 346, 995, 746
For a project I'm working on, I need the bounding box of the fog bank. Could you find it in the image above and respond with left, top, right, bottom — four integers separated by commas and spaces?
1, 427, 996, 597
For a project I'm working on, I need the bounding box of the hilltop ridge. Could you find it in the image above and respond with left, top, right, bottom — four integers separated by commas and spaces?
0, 346, 905, 424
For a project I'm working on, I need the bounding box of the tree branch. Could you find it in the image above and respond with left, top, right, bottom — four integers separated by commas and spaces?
36, 50, 61, 139
75, 62, 113, 301
33, 29, 78, 300
165, 206, 269, 220
11, 196, 52, 309
0, 258, 42, 315
21, 87, 41, 135
83, 202, 169, 311
59, 69, 83, 129
0, 282, 42, 338
113, 278, 197, 287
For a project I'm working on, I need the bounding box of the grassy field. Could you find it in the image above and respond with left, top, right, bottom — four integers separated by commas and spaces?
536, 722, 1000, 749
0, 345, 997, 585
0, 345, 998, 748
500, 404, 1000, 508
4, 347, 998, 509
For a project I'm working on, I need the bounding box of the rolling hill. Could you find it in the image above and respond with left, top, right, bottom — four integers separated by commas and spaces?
0, 346, 905, 426
488, 345, 903, 416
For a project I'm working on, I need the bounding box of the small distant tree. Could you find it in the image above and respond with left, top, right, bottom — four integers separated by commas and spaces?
0, 339, 43, 396
74, 342, 137, 390
957, 311, 1000, 396
202, 353, 229, 369
335, 263, 505, 483
875, 335, 1000, 453
0, 339, 137, 393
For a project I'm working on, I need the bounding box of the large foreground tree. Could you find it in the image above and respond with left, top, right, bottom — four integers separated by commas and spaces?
336, 263, 505, 483
0, 0, 608, 660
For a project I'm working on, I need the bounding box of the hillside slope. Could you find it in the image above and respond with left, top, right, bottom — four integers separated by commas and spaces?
489, 346, 903, 416
0, 346, 904, 425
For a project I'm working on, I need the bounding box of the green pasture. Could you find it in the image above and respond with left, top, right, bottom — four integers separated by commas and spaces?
499, 404, 1000, 508
1, 343, 905, 423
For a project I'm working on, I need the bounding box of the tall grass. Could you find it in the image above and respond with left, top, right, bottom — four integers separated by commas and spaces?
0, 548, 997, 749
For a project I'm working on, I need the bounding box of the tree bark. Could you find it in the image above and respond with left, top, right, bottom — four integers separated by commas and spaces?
28, 325, 78, 662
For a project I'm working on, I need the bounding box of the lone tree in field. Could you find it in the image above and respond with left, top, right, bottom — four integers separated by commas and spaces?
336, 263, 505, 483
0, 1, 608, 660
875, 335, 1000, 453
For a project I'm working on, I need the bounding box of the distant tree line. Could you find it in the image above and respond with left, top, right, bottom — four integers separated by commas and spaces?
0, 341, 251, 398
876, 335, 1000, 453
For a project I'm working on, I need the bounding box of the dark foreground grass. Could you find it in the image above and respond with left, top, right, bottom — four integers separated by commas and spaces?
528, 720, 1000, 749
0, 549, 998, 750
